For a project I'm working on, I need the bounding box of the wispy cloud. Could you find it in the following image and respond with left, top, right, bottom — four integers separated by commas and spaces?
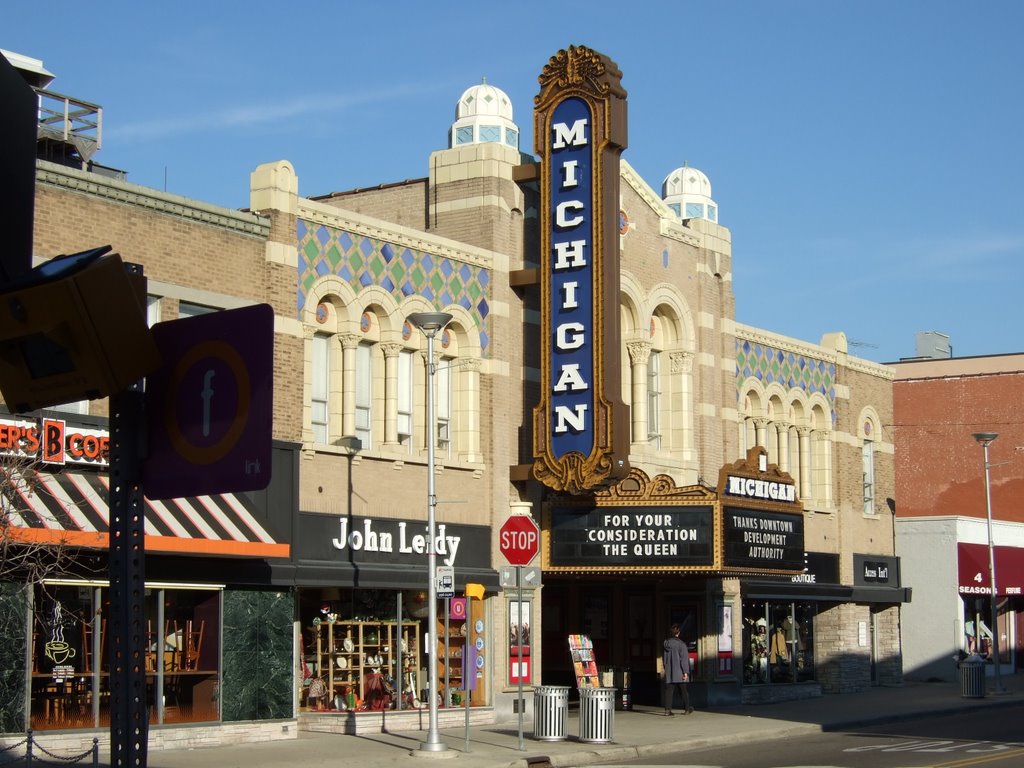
897, 234, 1024, 274
793, 232, 1024, 283
107, 82, 442, 144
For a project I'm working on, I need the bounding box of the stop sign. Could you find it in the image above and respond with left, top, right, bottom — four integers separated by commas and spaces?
499, 515, 540, 566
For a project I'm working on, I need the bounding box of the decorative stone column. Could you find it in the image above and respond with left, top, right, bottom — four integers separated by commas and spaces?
341, 333, 361, 440
818, 430, 834, 508
302, 326, 319, 446
776, 421, 791, 473
419, 347, 443, 454
627, 341, 651, 445
797, 427, 812, 502
670, 351, 694, 456
381, 343, 402, 447
459, 358, 482, 462
753, 418, 769, 449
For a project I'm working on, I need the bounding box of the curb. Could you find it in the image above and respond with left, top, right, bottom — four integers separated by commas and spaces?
479, 696, 1024, 768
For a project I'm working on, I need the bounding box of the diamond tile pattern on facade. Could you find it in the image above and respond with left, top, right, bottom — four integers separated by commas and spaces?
297, 220, 491, 351
736, 339, 836, 420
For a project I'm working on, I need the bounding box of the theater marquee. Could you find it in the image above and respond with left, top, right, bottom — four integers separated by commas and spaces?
543, 448, 804, 576
532, 45, 631, 495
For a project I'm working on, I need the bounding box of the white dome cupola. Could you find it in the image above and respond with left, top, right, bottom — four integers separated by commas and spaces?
449, 78, 519, 150
662, 163, 719, 223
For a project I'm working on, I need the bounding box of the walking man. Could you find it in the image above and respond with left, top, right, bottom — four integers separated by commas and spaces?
663, 622, 693, 716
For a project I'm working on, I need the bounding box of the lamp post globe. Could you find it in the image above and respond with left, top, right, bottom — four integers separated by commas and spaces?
408, 311, 453, 754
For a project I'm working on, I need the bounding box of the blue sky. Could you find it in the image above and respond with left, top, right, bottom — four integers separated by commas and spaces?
5, 1, 1023, 364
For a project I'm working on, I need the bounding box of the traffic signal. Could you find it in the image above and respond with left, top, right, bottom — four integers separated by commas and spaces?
0, 246, 160, 413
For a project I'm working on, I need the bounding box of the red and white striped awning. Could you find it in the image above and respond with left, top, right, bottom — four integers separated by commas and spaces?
2, 466, 289, 558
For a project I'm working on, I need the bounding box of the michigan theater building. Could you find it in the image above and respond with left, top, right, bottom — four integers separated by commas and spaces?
0, 43, 906, 751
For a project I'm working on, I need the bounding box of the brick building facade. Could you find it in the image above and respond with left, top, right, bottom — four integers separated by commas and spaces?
1, 47, 905, 750
891, 354, 1024, 682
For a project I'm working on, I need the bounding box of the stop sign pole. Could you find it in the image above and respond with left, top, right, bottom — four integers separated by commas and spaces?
499, 514, 539, 751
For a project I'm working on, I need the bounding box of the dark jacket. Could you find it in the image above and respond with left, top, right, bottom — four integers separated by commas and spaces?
663, 635, 691, 684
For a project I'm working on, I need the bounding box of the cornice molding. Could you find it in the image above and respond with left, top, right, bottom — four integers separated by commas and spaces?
36, 160, 270, 238
298, 198, 497, 272
736, 324, 894, 381
620, 160, 702, 248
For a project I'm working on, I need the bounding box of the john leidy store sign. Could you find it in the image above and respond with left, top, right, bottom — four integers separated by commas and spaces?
296, 512, 492, 570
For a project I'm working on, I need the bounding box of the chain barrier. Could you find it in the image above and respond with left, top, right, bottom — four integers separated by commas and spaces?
0, 738, 29, 767
0, 731, 98, 767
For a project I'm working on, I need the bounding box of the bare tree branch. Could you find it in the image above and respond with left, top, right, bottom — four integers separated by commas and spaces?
1, 453, 102, 586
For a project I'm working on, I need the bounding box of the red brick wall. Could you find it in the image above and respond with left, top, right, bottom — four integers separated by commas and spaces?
894, 368, 1024, 522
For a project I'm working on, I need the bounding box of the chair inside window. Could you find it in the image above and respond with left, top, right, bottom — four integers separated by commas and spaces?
81, 618, 106, 674
183, 620, 205, 671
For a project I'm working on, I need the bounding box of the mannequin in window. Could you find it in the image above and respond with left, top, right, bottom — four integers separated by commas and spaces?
769, 622, 790, 679
965, 619, 993, 658
749, 619, 768, 683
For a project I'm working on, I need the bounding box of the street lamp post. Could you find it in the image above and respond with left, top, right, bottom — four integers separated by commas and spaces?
408, 311, 453, 754
971, 431, 1005, 694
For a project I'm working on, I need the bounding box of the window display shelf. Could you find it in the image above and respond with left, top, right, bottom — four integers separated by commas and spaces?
304, 620, 419, 712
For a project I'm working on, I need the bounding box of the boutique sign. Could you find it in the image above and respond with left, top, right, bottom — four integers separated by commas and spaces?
532, 45, 630, 495
855, 554, 900, 587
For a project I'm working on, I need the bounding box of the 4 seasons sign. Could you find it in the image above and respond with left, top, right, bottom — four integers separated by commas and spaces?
532, 45, 630, 495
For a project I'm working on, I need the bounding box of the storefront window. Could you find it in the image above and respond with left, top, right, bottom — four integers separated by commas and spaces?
31, 584, 98, 730
298, 587, 488, 713
742, 600, 816, 685
30, 581, 221, 730
963, 596, 1010, 664
152, 587, 220, 723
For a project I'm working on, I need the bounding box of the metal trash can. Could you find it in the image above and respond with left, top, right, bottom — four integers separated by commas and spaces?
578, 687, 615, 743
959, 655, 986, 698
532, 686, 570, 741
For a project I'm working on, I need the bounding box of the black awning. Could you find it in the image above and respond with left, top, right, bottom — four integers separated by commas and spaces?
850, 585, 912, 604
271, 561, 500, 592
744, 580, 910, 604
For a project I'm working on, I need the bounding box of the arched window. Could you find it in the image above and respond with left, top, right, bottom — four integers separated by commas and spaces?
304, 297, 344, 447
311, 333, 331, 444
436, 351, 452, 456
862, 437, 875, 514
354, 341, 374, 450
409, 321, 476, 463
396, 349, 414, 451
647, 349, 662, 449
859, 412, 881, 515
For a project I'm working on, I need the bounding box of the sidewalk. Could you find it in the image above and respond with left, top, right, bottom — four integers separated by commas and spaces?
145, 677, 1024, 768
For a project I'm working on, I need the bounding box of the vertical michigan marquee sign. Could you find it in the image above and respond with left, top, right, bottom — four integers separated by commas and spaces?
532, 46, 631, 494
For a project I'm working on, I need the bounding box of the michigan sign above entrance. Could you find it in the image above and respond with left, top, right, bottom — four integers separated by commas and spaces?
499, 515, 540, 566
143, 304, 273, 500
